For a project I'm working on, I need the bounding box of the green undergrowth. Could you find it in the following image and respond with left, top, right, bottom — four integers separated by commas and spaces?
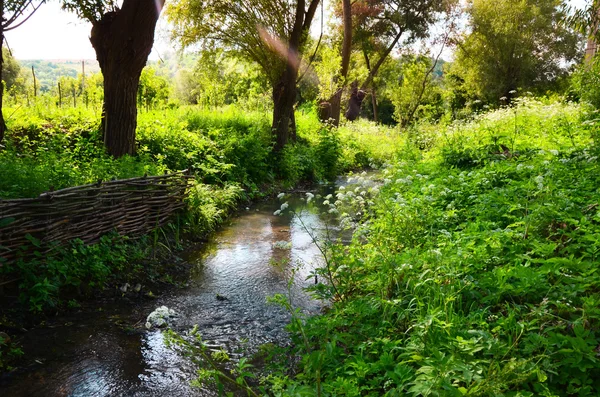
269, 99, 600, 395
0, 104, 401, 314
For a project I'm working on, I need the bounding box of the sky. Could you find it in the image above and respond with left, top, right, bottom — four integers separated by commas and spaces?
4, 2, 172, 60
3, 0, 590, 61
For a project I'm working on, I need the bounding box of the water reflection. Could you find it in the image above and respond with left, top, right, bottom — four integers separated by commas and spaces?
1, 183, 342, 396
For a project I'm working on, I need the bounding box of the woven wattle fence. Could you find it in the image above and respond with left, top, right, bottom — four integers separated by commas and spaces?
0, 171, 192, 265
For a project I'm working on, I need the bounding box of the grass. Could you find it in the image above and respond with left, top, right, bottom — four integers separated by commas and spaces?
0, 103, 401, 314
263, 98, 600, 396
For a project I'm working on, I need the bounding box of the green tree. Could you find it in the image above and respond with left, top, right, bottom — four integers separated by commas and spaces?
352, 0, 448, 91
0, 0, 45, 143
62, 0, 164, 157
174, 68, 199, 105
390, 56, 443, 125
2, 47, 20, 91
167, 0, 321, 150
323, 0, 447, 122
451, 0, 581, 104
137, 67, 170, 111
317, 0, 352, 125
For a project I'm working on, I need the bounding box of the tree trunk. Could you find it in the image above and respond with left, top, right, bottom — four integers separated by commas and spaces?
0, 28, 6, 145
272, 0, 320, 150
328, 89, 342, 125
360, 28, 404, 91
272, 75, 297, 151
326, 0, 352, 126
371, 88, 378, 123
89, 0, 164, 158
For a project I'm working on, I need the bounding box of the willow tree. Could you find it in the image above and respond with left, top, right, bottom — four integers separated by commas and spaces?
62, 0, 164, 157
452, 0, 580, 103
319, 0, 352, 126
352, 0, 447, 92
167, 0, 320, 150
0, 0, 44, 144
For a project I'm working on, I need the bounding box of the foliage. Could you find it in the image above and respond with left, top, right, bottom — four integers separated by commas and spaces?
18, 59, 81, 92
166, 0, 291, 85
271, 98, 600, 395
349, 0, 448, 89
0, 332, 23, 372
390, 56, 444, 125
0, 232, 146, 312
0, 103, 399, 312
571, 56, 600, 109
2, 47, 22, 91
184, 182, 244, 236
138, 67, 170, 110
314, 44, 343, 101
173, 50, 270, 110
451, 0, 582, 104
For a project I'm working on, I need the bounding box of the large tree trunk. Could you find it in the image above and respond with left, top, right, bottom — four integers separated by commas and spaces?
322, 0, 351, 126
0, 27, 6, 145
272, 0, 320, 150
328, 89, 342, 125
272, 75, 297, 151
90, 0, 163, 158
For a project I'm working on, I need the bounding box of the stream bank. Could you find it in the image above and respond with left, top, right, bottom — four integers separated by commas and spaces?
0, 178, 355, 396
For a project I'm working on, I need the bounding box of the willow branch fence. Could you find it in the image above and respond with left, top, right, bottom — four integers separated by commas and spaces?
0, 171, 193, 266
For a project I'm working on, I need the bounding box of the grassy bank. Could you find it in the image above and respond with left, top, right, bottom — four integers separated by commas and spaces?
0, 105, 402, 315
272, 99, 600, 395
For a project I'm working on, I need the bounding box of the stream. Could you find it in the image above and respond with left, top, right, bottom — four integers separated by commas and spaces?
0, 180, 355, 397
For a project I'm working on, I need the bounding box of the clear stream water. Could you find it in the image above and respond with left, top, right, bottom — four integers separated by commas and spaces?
0, 181, 352, 397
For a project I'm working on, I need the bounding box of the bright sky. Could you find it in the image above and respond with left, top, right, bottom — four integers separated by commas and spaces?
4, 2, 171, 60
3, 0, 590, 61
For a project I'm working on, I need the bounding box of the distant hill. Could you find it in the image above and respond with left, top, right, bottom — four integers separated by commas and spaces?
16, 54, 198, 92
18, 59, 100, 92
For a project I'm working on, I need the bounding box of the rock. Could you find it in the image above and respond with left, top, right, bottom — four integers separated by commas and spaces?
133, 283, 142, 293
145, 306, 178, 329
216, 294, 228, 301
119, 283, 130, 293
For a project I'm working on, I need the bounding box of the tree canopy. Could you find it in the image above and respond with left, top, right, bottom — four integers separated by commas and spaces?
167, 0, 321, 150
451, 0, 582, 103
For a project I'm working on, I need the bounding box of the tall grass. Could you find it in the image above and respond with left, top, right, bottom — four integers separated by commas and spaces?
270, 98, 600, 396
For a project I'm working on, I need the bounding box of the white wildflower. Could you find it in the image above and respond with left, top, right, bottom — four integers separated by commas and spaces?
273, 210, 281, 216
280, 202, 289, 211
277, 192, 285, 199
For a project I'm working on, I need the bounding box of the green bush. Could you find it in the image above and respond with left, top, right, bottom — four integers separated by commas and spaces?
571, 57, 600, 109
314, 127, 342, 181
273, 98, 600, 396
